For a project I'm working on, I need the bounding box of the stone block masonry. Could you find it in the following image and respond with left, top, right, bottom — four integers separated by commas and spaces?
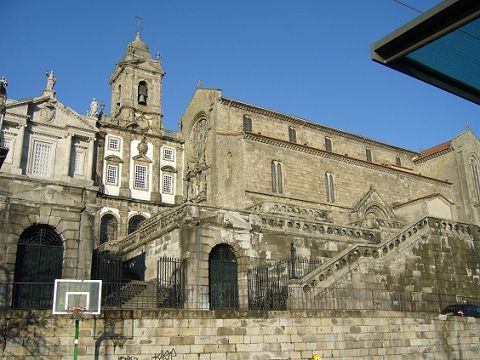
1, 309, 479, 359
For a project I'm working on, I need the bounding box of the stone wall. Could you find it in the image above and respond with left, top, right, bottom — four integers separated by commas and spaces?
1, 309, 479, 359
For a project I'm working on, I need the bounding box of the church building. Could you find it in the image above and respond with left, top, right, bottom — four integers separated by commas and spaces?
1, 33, 479, 312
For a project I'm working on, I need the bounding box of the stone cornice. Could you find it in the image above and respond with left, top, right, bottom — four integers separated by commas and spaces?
413, 147, 454, 164
220, 97, 419, 156
244, 133, 450, 187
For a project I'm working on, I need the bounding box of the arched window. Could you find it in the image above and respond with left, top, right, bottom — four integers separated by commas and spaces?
100, 214, 118, 244
243, 115, 252, 132
471, 156, 480, 203
209, 244, 239, 310
13, 224, 63, 309
271, 160, 283, 193
138, 81, 148, 105
325, 172, 335, 203
128, 214, 146, 235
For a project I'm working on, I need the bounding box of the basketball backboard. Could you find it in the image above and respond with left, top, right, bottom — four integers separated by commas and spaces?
52, 279, 102, 315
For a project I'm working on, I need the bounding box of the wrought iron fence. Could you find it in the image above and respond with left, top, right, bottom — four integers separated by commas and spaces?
157, 257, 186, 309
248, 253, 322, 310
1, 282, 479, 314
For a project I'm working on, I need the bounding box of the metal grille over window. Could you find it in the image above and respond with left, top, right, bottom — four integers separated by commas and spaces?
163, 148, 174, 161
325, 172, 335, 203
108, 137, 120, 151
243, 115, 252, 132
271, 161, 283, 193
288, 127, 297, 143
31, 141, 52, 176
162, 174, 173, 194
134, 165, 148, 189
325, 137, 332, 152
106, 164, 118, 185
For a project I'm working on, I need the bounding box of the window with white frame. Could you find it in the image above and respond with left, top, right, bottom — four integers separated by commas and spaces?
162, 147, 175, 161
108, 136, 121, 151
30, 140, 53, 177
162, 174, 174, 194
271, 160, 283, 193
325, 172, 335, 203
106, 164, 118, 185
134, 164, 148, 190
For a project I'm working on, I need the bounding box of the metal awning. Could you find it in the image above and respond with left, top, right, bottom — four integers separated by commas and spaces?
371, 0, 480, 105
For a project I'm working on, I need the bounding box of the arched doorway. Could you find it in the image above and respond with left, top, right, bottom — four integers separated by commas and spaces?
13, 224, 63, 308
209, 244, 239, 310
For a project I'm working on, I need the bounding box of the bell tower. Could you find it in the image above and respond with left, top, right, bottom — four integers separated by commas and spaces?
109, 33, 165, 134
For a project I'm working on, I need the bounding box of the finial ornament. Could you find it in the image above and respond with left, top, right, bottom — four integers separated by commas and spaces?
196, 80, 203, 88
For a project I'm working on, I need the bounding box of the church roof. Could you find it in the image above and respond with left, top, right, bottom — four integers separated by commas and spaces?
124, 32, 151, 60
414, 140, 452, 162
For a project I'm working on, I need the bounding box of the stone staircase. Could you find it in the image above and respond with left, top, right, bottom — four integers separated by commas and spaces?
289, 216, 479, 296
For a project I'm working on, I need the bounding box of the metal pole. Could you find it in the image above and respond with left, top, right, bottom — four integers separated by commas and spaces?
73, 318, 79, 360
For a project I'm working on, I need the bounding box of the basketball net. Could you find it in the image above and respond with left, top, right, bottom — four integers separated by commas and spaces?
69, 307, 86, 321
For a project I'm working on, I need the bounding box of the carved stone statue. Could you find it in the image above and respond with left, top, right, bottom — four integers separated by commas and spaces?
88, 98, 98, 117
137, 136, 148, 156
45, 71, 56, 90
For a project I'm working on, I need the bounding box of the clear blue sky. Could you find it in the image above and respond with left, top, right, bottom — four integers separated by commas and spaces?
2, 0, 478, 152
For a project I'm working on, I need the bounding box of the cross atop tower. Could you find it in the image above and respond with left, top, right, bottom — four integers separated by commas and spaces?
135, 13, 143, 35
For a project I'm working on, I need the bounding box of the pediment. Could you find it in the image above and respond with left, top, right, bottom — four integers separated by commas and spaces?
161, 165, 177, 173
10, 184, 83, 208
353, 186, 394, 220
29, 98, 96, 134
105, 154, 123, 163
132, 154, 152, 163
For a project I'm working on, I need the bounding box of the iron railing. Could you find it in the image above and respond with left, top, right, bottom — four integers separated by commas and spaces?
1, 282, 479, 314
248, 254, 322, 310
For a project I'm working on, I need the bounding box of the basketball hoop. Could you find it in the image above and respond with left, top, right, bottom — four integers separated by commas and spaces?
69, 307, 86, 321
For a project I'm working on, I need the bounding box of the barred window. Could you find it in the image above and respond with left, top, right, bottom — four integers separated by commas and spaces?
106, 164, 118, 185
162, 174, 173, 194
108, 136, 121, 151
31, 140, 52, 177
134, 165, 148, 190
271, 161, 283, 193
288, 127, 297, 143
325, 172, 335, 203
325, 137, 332, 152
162, 147, 175, 161
366, 148, 372, 162
243, 115, 252, 132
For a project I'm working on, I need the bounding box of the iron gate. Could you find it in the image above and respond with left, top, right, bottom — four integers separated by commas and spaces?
157, 257, 186, 308
12, 225, 64, 309
209, 245, 239, 310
